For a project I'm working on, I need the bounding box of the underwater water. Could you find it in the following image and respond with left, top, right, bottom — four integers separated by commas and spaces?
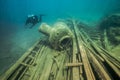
0, 0, 120, 74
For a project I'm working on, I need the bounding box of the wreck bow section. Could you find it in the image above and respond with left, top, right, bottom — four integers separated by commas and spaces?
0, 20, 120, 80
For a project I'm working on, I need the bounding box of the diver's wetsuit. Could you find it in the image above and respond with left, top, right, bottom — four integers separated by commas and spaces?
25, 15, 39, 28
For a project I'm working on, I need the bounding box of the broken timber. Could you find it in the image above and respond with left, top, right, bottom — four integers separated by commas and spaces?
0, 20, 120, 80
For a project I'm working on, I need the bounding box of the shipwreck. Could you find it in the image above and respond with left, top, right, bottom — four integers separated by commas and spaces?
0, 16, 120, 80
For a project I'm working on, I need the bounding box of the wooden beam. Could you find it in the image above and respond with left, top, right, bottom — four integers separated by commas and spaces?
65, 63, 82, 67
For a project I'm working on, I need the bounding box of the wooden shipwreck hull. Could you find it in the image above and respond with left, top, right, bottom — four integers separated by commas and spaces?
0, 20, 120, 80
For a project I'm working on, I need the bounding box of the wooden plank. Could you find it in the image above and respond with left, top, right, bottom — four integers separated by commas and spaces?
87, 49, 111, 80
29, 46, 48, 80
65, 63, 82, 67
81, 28, 120, 78
72, 35, 80, 80
73, 20, 95, 80
39, 53, 53, 80
92, 44, 120, 77
55, 53, 66, 80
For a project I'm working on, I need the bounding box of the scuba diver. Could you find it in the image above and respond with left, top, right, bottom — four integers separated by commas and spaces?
25, 14, 45, 28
